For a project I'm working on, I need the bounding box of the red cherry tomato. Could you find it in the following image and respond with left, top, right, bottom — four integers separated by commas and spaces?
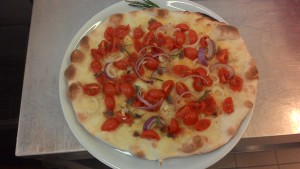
114, 25, 130, 39
162, 80, 174, 94
148, 89, 166, 100
104, 26, 114, 42
155, 32, 165, 46
91, 49, 102, 60
113, 59, 128, 70
133, 39, 143, 52
183, 111, 198, 126
98, 40, 112, 55
194, 119, 211, 131
187, 101, 206, 113
164, 36, 175, 50
133, 27, 144, 39
173, 65, 192, 77
114, 79, 121, 95
121, 74, 137, 83
144, 57, 159, 71
140, 130, 160, 140
223, 97, 234, 114
105, 95, 115, 110
169, 118, 180, 134
83, 83, 101, 96
143, 31, 155, 46
202, 76, 213, 87
120, 83, 134, 99
115, 111, 134, 125
103, 83, 116, 96
91, 60, 102, 73
218, 68, 231, 84
101, 118, 119, 131
175, 82, 190, 97
189, 29, 198, 45
193, 67, 207, 76
175, 23, 189, 32
193, 78, 203, 91
176, 106, 191, 119
184, 47, 198, 60
111, 38, 121, 53
203, 96, 216, 115
200, 35, 209, 47
216, 49, 229, 64
229, 75, 243, 92
175, 31, 186, 47
96, 73, 113, 85
127, 52, 138, 64
148, 21, 163, 30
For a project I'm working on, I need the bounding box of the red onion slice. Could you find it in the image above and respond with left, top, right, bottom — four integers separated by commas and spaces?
198, 48, 208, 66
206, 38, 216, 60
210, 63, 235, 79
138, 45, 166, 56
104, 63, 117, 79
143, 116, 166, 131
131, 98, 164, 110
134, 55, 153, 84
136, 92, 154, 107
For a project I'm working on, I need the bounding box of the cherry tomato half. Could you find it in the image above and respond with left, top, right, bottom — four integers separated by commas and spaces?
91, 60, 102, 73
223, 97, 234, 114
229, 75, 243, 92
103, 83, 116, 96
175, 82, 190, 97
173, 65, 192, 77
101, 118, 119, 131
216, 49, 229, 64
189, 29, 198, 45
194, 119, 211, 131
175, 23, 189, 32
184, 47, 198, 60
144, 57, 159, 71
83, 83, 101, 96
120, 83, 134, 99
162, 80, 174, 94
147, 89, 166, 100
133, 27, 144, 39
140, 130, 160, 140
183, 111, 198, 126
105, 95, 115, 110
169, 118, 180, 134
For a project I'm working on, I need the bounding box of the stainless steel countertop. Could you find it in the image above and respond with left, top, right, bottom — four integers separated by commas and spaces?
16, 0, 300, 156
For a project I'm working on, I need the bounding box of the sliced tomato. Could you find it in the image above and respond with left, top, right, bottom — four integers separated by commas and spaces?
216, 49, 229, 64
114, 24, 130, 39
91, 49, 102, 60
229, 75, 243, 92
133, 27, 144, 39
104, 26, 114, 42
120, 83, 134, 99
116, 111, 134, 125
184, 47, 198, 60
193, 78, 203, 91
203, 96, 216, 115
111, 38, 121, 53
103, 83, 116, 96
133, 39, 143, 52
183, 111, 198, 126
175, 82, 190, 97
90, 60, 102, 73
127, 52, 138, 64
148, 89, 166, 100
189, 29, 198, 45
175, 31, 186, 47
83, 83, 101, 96
173, 65, 192, 77
114, 79, 121, 95
200, 35, 209, 47
105, 95, 115, 110
143, 31, 155, 47
187, 101, 206, 113
144, 57, 159, 70
202, 76, 213, 87
121, 74, 137, 83
98, 40, 112, 55
148, 21, 163, 30
176, 106, 191, 119
223, 97, 234, 114
101, 118, 119, 131
194, 119, 211, 131
140, 130, 160, 140
169, 118, 180, 134
193, 67, 207, 77
218, 68, 231, 84
164, 36, 175, 50
96, 73, 113, 85
155, 32, 165, 46
113, 59, 128, 70
175, 23, 189, 32
162, 80, 174, 94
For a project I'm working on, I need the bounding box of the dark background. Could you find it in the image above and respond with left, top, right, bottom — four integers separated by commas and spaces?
0, 0, 44, 168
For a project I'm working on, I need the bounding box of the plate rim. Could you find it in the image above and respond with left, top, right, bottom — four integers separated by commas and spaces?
59, 1, 253, 169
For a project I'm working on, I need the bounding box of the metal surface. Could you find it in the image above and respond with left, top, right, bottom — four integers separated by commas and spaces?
16, 0, 300, 157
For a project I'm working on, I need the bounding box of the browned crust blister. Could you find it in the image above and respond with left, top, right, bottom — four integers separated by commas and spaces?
181, 135, 204, 153
64, 64, 76, 80
68, 82, 82, 100
80, 36, 90, 50
71, 49, 85, 63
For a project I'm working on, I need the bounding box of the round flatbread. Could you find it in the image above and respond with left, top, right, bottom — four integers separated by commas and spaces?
64, 8, 258, 161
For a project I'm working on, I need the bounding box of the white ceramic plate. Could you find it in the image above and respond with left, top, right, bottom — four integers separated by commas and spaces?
59, 1, 253, 168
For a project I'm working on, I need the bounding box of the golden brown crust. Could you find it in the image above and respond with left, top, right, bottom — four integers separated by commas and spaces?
109, 13, 124, 25
216, 24, 240, 40
80, 36, 90, 50
227, 126, 237, 136
156, 9, 169, 18
70, 49, 85, 63
68, 82, 81, 100
77, 112, 87, 122
245, 65, 259, 80
130, 145, 145, 158
244, 100, 254, 109
64, 64, 76, 80
181, 135, 204, 153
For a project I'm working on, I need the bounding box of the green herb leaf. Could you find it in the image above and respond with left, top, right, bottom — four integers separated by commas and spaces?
126, 96, 135, 104
170, 50, 183, 59
133, 84, 142, 95
125, 0, 160, 9
147, 76, 164, 82
198, 90, 210, 101
156, 116, 161, 126
120, 45, 131, 55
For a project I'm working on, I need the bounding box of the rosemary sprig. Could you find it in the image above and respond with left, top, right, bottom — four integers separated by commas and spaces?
198, 90, 211, 101
125, 0, 160, 9
147, 76, 164, 82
